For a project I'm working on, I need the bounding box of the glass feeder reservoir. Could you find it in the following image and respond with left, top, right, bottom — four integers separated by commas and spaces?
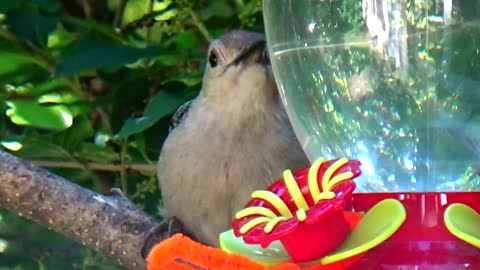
264, 0, 480, 268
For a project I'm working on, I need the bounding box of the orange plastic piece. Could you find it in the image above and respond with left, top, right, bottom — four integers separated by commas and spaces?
146, 233, 265, 270
146, 212, 364, 270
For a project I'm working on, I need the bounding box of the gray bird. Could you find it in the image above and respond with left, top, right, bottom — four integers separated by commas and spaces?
157, 30, 308, 247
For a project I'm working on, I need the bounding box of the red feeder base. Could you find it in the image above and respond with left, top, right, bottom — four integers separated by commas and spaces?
280, 210, 350, 263
346, 192, 480, 269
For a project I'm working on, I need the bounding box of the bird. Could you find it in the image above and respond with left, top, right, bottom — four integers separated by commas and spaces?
157, 30, 309, 247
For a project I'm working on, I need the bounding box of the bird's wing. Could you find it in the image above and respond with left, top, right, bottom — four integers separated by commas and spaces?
169, 100, 193, 131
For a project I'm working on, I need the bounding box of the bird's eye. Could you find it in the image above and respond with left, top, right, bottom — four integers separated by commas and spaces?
208, 51, 218, 68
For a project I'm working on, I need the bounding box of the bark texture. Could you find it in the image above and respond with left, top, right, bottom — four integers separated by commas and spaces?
0, 150, 168, 270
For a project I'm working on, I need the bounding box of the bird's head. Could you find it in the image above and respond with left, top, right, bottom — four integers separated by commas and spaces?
200, 30, 278, 110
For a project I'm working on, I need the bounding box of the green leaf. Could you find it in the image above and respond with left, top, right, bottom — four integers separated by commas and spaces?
6, 10, 58, 47
47, 27, 77, 49
154, 8, 177, 21
0, 52, 40, 75
163, 74, 202, 87
4, 79, 70, 98
38, 92, 79, 104
56, 38, 163, 76
74, 142, 119, 162
31, 0, 61, 14
199, 0, 235, 19
68, 103, 92, 117
155, 53, 183, 66
61, 16, 123, 42
24, 79, 69, 96
50, 116, 94, 150
153, 0, 172, 11
123, 0, 151, 23
0, 50, 49, 86
14, 138, 73, 160
0, 0, 25, 13
115, 90, 192, 138
175, 30, 197, 50
6, 100, 73, 131
0, 53, 30, 76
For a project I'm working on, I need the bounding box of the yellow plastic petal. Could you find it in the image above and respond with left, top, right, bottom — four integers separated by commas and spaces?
252, 191, 293, 218
239, 217, 271, 234
444, 203, 480, 248
236, 207, 278, 219
284, 169, 309, 210
264, 216, 289, 233
308, 157, 324, 202
320, 198, 406, 265
314, 191, 336, 203
322, 158, 348, 191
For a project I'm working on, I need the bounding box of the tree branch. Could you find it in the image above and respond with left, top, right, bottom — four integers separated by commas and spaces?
31, 160, 156, 174
0, 150, 168, 270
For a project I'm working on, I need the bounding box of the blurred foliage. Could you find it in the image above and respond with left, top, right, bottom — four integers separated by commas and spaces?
0, 0, 263, 268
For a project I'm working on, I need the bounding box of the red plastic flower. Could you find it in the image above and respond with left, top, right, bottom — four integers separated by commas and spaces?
232, 158, 362, 262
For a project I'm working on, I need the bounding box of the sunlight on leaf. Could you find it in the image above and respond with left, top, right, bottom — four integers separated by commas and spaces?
123, 0, 152, 23
94, 132, 111, 147
6, 100, 73, 130
0, 141, 23, 151
38, 92, 79, 104
154, 9, 177, 21
47, 28, 76, 49
154, 0, 172, 11
0, 239, 8, 253
4, 83, 31, 94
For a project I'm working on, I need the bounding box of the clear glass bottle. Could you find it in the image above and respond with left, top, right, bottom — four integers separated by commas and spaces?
264, 0, 480, 268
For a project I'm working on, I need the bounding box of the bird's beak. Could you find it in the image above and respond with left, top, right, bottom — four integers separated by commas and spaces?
229, 40, 270, 67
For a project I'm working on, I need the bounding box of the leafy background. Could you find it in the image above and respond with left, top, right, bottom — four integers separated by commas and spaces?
0, 0, 263, 269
